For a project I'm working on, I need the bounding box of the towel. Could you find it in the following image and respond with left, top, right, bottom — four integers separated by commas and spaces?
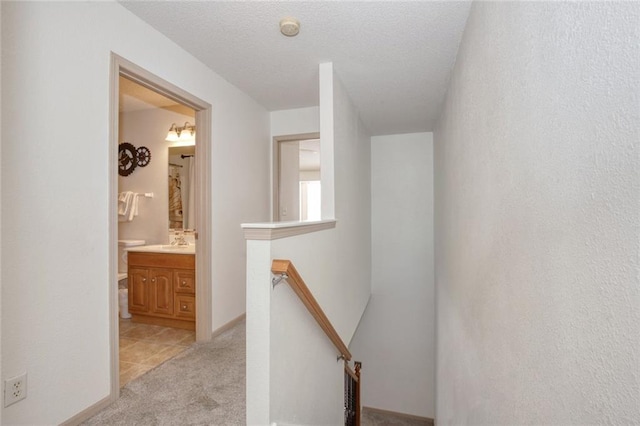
118, 192, 132, 215
118, 191, 139, 222
130, 193, 139, 221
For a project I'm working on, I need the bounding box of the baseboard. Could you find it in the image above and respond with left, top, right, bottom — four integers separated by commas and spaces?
211, 313, 246, 339
60, 394, 115, 426
363, 406, 434, 425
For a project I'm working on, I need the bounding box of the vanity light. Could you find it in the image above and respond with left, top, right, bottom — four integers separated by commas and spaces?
179, 123, 195, 141
165, 122, 195, 142
165, 123, 180, 142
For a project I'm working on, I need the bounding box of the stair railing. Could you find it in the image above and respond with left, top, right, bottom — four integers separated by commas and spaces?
344, 361, 361, 426
272, 259, 351, 360
271, 259, 361, 426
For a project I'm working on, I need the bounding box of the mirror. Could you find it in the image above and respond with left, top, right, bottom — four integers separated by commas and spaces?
168, 145, 195, 230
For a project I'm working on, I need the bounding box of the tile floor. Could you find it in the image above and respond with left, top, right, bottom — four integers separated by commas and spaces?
119, 319, 195, 386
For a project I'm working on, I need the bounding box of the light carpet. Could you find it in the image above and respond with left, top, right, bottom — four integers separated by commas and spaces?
361, 408, 434, 426
82, 320, 245, 425
83, 319, 428, 426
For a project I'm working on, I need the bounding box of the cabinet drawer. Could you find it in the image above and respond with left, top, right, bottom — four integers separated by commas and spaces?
128, 252, 195, 269
174, 271, 196, 294
175, 295, 196, 320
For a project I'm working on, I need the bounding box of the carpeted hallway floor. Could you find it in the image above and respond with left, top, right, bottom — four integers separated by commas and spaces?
82, 319, 245, 425
361, 408, 433, 426
83, 318, 430, 425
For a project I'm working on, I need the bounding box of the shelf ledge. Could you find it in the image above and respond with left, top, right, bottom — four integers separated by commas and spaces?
241, 220, 336, 241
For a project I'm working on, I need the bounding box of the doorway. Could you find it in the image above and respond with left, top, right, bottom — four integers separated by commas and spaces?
118, 76, 197, 386
110, 54, 212, 398
272, 133, 321, 221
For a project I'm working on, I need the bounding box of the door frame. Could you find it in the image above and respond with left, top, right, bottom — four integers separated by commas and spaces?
109, 53, 213, 398
272, 132, 320, 221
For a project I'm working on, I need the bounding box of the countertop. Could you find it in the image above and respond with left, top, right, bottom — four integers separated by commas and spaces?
125, 244, 195, 255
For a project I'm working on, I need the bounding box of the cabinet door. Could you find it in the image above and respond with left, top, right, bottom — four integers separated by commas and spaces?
129, 267, 149, 313
149, 268, 174, 316
174, 270, 196, 294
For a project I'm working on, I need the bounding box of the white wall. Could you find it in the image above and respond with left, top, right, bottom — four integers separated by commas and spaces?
0, 3, 3, 421
331, 65, 371, 337
434, 2, 640, 424
1, 2, 269, 424
270, 106, 319, 138
118, 108, 194, 244
349, 132, 435, 418
320, 64, 335, 219
246, 63, 371, 425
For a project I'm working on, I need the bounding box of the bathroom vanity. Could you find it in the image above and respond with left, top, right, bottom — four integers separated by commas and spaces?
127, 246, 195, 330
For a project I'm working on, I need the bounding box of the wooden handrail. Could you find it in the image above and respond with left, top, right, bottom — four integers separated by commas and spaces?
271, 259, 352, 361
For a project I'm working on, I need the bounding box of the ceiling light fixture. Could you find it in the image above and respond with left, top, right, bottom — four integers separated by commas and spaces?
280, 17, 300, 37
166, 122, 195, 142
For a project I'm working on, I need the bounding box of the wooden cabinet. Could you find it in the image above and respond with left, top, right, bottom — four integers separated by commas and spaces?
127, 252, 195, 330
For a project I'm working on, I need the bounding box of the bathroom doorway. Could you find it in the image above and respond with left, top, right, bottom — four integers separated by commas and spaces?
110, 54, 212, 398
118, 76, 197, 386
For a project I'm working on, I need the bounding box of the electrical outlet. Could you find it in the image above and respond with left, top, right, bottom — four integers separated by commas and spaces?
4, 373, 27, 407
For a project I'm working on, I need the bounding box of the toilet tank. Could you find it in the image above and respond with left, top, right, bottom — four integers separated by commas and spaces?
117, 239, 146, 273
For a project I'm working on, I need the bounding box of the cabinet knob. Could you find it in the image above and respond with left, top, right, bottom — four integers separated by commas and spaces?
182, 305, 187, 310
182, 281, 186, 285
151, 278, 156, 283
142, 278, 146, 282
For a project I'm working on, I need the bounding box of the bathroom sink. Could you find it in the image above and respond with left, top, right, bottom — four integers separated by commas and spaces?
160, 245, 190, 249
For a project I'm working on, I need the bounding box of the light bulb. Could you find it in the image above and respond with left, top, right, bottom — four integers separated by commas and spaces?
179, 127, 194, 141
165, 124, 179, 142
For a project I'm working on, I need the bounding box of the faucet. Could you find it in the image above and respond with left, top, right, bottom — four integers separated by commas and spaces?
171, 230, 189, 246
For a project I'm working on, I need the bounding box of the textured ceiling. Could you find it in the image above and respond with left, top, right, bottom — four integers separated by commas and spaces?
120, 1, 471, 135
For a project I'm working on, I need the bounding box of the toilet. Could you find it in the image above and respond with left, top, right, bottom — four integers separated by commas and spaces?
117, 239, 146, 319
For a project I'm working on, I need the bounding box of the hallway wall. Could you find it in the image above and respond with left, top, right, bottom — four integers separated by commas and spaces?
434, 2, 640, 424
350, 132, 435, 418
331, 64, 372, 339
1, 2, 269, 424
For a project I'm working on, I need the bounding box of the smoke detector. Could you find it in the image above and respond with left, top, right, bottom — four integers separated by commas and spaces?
280, 17, 300, 37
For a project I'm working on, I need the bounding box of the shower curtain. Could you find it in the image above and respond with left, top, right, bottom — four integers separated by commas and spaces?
169, 167, 183, 229
185, 156, 196, 229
